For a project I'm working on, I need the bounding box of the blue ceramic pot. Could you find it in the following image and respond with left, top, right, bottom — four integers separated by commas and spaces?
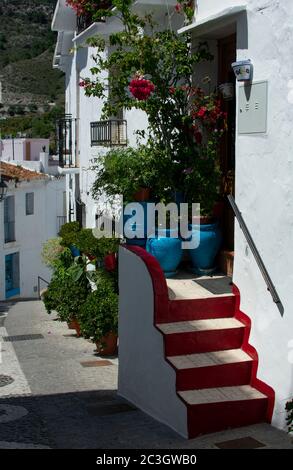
146, 229, 182, 278
70, 245, 80, 257
189, 222, 222, 275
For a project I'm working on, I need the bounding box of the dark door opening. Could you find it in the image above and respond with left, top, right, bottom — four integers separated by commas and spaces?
217, 34, 236, 275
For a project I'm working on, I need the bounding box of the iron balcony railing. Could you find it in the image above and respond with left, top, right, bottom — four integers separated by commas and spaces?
228, 194, 284, 316
91, 120, 127, 147
56, 114, 76, 168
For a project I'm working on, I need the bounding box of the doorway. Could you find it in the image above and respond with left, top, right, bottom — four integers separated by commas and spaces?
5, 252, 20, 299
217, 34, 236, 275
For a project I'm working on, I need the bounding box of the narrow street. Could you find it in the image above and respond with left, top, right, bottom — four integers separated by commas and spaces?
0, 300, 291, 449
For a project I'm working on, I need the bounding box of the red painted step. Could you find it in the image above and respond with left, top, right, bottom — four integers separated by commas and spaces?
164, 295, 236, 323
178, 386, 268, 438
157, 318, 245, 356
168, 349, 254, 391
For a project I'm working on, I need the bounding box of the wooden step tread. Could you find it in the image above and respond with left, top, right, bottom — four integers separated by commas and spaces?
179, 385, 266, 405
157, 318, 244, 335
168, 349, 252, 370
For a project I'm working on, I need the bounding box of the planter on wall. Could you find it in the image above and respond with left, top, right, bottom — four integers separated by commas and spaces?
146, 228, 182, 278
232, 60, 253, 82
219, 82, 235, 101
188, 221, 222, 275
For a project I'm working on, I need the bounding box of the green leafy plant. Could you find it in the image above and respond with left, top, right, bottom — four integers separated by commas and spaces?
92, 145, 161, 203
286, 399, 293, 433
75, 228, 101, 258
43, 266, 90, 322
78, 276, 118, 343
59, 221, 81, 247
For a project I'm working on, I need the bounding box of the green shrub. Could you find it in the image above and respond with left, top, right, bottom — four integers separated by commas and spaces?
75, 228, 101, 258
91, 145, 161, 203
59, 221, 81, 247
43, 266, 90, 322
78, 276, 118, 343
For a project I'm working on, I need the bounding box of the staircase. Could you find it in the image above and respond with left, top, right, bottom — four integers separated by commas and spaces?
119, 246, 275, 439
156, 291, 275, 438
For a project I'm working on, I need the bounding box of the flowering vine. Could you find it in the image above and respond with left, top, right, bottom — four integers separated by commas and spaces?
175, 0, 195, 24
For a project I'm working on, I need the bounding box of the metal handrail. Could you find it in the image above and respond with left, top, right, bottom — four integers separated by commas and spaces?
37, 276, 49, 300
228, 194, 284, 316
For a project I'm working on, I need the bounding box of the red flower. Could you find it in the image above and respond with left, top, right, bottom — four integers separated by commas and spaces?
197, 106, 207, 118
169, 86, 176, 95
129, 76, 155, 101
175, 3, 183, 13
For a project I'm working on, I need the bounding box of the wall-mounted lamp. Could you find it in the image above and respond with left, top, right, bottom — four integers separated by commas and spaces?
232, 60, 253, 82
0, 178, 8, 202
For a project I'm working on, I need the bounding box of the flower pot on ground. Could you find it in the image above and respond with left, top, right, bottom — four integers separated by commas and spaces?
95, 331, 118, 356
78, 276, 118, 356
68, 318, 82, 337
188, 220, 222, 275
146, 228, 183, 278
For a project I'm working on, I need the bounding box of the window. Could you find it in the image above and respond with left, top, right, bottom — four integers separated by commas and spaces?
4, 195, 15, 243
26, 192, 34, 215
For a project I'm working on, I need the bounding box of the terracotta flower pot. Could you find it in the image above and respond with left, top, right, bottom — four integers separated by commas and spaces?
69, 318, 81, 337
133, 187, 151, 202
95, 332, 118, 356
104, 253, 117, 272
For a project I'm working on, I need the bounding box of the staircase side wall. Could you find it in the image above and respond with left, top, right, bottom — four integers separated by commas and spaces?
118, 247, 188, 438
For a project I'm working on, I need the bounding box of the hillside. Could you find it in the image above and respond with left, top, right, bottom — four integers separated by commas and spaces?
0, 0, 65, 113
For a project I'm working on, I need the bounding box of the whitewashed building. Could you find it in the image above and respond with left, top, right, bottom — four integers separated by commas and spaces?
52, 0, 293, 438
0, 162, 66, 300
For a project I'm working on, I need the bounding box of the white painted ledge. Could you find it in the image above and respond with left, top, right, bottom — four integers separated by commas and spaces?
178, 5, 247, 36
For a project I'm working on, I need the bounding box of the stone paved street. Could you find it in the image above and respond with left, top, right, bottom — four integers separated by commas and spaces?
0, 300, 292, 449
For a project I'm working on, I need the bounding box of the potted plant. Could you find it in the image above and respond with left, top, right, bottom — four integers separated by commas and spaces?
75, 228, 101, 260
79, 274, 118, 356
43, 264, 90, 336
96, 237, 120, 272
59, 221, 81, 256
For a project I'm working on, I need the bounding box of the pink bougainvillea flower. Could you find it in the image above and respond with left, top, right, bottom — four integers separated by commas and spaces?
129, 76, 155, 101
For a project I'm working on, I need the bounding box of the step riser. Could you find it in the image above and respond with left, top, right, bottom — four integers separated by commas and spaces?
160, 296, 236, 323
165, 328, 245, 356
187, 398, 268, 438
176, 361, 253, 391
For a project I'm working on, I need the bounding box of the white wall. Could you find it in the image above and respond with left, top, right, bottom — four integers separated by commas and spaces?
0, 139, 49, 162
232, 0, 293, 430
118, 247, 188, 437
0, 177, 66, 300
192, 0, 293, 430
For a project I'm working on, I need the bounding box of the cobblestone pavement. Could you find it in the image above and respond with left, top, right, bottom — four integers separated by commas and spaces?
0, 300, 292, 449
